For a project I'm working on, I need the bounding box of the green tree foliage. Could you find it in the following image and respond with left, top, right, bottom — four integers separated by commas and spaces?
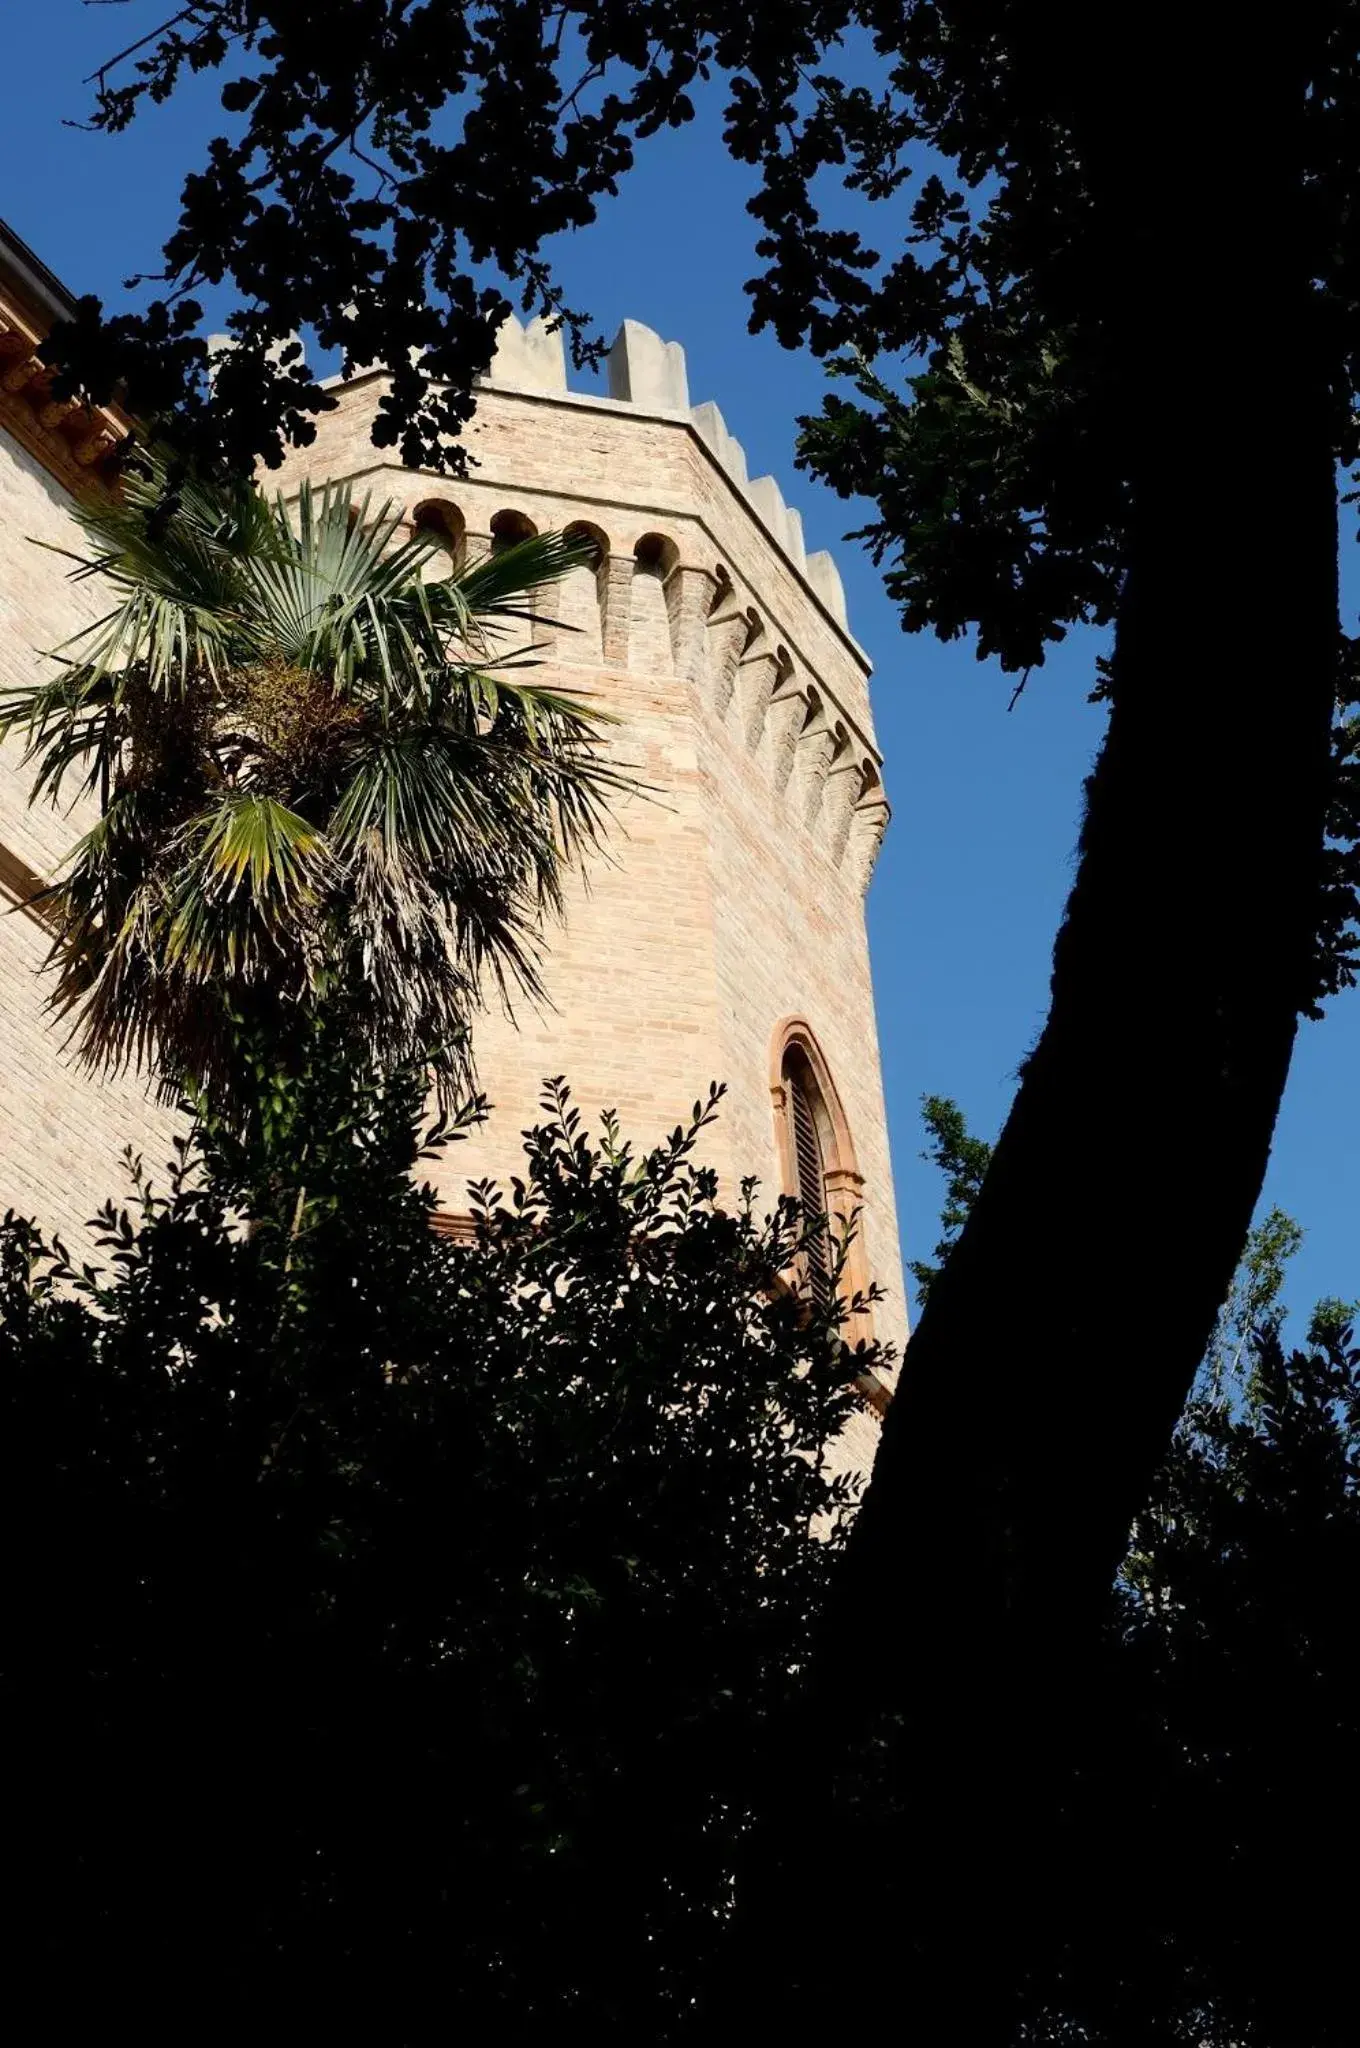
0, 1019, 881, 2039
1036, 1297, 1360, 2047
46, 5, 1360, 697
44, 1, 890, 474
1201, 1204, 1304, 1401
0, 453, 623, 1113
906, 1091, 993, 1307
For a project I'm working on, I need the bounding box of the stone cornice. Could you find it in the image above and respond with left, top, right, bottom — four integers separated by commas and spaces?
0, 278, 127, 500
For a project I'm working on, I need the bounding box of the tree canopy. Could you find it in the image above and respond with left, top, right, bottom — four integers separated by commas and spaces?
52, 7, 1360, 682
1075, 1301, 1360, 2048
884, 1107, 1360, 2047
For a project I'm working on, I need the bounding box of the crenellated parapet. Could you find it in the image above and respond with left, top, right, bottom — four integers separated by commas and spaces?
482, 312, 854, 632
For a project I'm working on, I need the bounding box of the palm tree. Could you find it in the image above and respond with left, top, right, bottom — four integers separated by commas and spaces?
0, 452, 625, 1113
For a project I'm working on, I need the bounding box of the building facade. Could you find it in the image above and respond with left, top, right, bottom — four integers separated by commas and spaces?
0, 226, 906, 1449
0, 226, 182, 1245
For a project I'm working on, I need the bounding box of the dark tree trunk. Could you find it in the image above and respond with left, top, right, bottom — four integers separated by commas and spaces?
721, 12, 1340, 2036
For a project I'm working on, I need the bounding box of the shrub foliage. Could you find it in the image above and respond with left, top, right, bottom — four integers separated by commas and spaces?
0, 1024, 880, 2036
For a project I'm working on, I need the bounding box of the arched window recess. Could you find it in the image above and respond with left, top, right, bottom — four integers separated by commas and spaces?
769, 1016, 870, 1335
411, 498, 468, 569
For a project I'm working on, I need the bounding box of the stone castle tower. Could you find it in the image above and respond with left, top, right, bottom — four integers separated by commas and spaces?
0, 223, 906, 1426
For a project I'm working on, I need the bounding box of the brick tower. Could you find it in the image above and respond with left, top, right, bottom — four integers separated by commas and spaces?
274, 316, 908, 1381
0, 219, 906, 1425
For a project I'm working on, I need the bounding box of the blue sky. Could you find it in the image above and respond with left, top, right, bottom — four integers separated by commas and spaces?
3, 7, 1357, 1324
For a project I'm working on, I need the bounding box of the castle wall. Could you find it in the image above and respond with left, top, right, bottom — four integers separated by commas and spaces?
0, 281, 908, 1452
0, 430, 106, 872
0, 427, 177, 1246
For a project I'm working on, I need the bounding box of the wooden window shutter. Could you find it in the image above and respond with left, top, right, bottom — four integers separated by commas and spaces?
787, 1060, 831, 1304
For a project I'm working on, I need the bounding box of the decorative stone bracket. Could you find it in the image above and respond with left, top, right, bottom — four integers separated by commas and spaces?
0, 292, 125, 496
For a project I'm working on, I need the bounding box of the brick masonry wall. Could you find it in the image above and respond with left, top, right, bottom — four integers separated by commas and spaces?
0, 897, 178, 1248
0, 427, 178, 1245
0, 431, 106, 872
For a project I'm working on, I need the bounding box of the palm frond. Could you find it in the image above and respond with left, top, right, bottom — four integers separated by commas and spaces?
0, 667, 118, 807
145, 797, 331, 1015
13, 456, 637, 1114
178, 791, 329, 909
449, 531, 596, 628
43, 447, 273, 695
247, 484, 405, 665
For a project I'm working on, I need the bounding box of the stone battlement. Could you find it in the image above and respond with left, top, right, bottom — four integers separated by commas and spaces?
481, 314, 851, 632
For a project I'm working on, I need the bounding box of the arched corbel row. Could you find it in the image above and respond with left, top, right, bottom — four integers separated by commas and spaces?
559, 520, 610, 662
399, 493, 887, 889
790, 690, 838, 828
704, 567, 758, 720
601, 548, 635, 666
634, 531, 679, 579
454, 504, 511, 568
740, 642, 794, 758
736, 623, 784, 752
765, 657, 807, 796
487, 506, 559, 646
848, 765, 891, 894
411, 497, 468, 569
489, 507, 538, 549
687, 596, 884, 882
664, 559, 719, 683
818, 727, 861, 864
628, 532, 680, 677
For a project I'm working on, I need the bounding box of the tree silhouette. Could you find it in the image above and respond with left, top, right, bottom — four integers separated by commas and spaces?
4, 1065, 1354, 2041
1060, 1304, 1360, 2048
892, 1107, 1360, 2046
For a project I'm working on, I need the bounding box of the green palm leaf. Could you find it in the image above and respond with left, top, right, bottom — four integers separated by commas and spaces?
9, 455, 631, 1115
181, 792, 328, 904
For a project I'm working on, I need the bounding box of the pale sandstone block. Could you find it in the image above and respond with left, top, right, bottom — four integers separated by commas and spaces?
486, 313, 568, 394
607, 320, 690, 412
